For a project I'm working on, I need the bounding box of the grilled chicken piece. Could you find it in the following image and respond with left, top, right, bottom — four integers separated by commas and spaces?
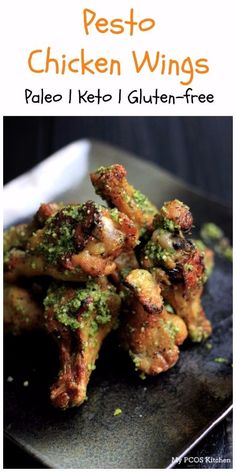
154, 199, 193, 233
4, 201, 139, 283
163, 284, 212, 342
90, 164, 158, 235
4, 224, 34, 259
44, 278, 121, 409
4, 202, 64, 278
4, 203, 62, 257
4, 284, 44, 335
119, 270, 187, 375
141, 200, 212, 341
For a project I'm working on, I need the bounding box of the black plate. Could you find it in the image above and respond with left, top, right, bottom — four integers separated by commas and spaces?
4, 141, 232, 468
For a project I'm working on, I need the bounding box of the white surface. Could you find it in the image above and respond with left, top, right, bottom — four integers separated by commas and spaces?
3, 140, 91, 227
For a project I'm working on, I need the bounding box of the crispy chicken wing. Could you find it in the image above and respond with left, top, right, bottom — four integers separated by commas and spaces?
163, 284, 212, 342
4, 202, 139, 283
44, 277, 121, 409
119, 270, 187, 375
140, 200, 212, 341
90, 164, 158, 235
4, 203, 62, 258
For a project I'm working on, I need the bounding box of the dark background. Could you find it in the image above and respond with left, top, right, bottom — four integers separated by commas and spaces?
4, 116, 232, 207
4, 116, 232, 468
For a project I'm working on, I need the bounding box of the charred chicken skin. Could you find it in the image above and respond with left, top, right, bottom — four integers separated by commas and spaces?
90, 164, 158, 235
120, 270, 187, 375
4, 201, 138, 283
44, 277, 121, 409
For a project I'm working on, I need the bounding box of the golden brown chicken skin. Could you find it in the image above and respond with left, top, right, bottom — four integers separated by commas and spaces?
163, 284, 212, 343
4, 201, 139, 283
4, 284, 43, 335
90, 164, 158, 235
119, 270, 187, 375
44, 277, 121, 409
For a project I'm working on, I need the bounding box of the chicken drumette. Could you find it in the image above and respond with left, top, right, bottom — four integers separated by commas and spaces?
44, 277, 121, 409
5, 201, 138, 283
140, 200, 212, 341
119, 269, 187, 375
90, 164, 158, 235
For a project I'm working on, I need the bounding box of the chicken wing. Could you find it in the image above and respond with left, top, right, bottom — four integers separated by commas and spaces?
140, 200, 212, 341
119, 269, 187, 375
4, 201, 139, 283
44, 277, 121, 409
90, 164, 158, 235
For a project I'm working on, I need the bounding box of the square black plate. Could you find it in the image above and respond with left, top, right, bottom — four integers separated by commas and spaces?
4, 141, 232, 468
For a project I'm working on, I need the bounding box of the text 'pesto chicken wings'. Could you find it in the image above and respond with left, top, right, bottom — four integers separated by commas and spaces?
90, 164, 158, 235
119, 269, 187, 375
140, 200, 213, 342
44, 278, 121, 409
4, 201, 139, 283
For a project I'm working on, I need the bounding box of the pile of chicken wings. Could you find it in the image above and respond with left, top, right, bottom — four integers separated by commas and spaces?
4, 164, 213, 409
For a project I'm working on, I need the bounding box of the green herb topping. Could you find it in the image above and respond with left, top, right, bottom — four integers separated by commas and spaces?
44, 281, 113, 332
201, 223, 223, 241
113, 408, 122, 416
133, 189, 156, 215
213, 357, 229, 364
144, 241, 175, 267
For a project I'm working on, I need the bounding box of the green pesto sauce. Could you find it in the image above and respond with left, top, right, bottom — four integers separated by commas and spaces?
15, 303, 27, 315
37, 204, 102, 265
113, 408, 122, 416
200, 223, 232, 263
139, 372, 146, 380
193, 239, 206, 252
44, 281, 112, 332
162, 217, 179, 233
133, 189, 156, 215
130, 353, 141, 371
109, 208, 120, 223
189, 326, 209, 342
38, 205, 82, 264
223, 246, 233, 262
205, 342, 213, 350
162, 319, 179, 341
144, 241, 175, 266
213, 357, 229, 364
139, 227, 148, 238
201, 223, 223, 241
95, 166, 109, 175
184, 263, 193, 272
